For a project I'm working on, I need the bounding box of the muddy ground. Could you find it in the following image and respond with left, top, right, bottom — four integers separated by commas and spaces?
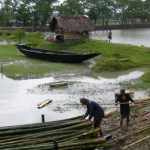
101, 98, 150, 150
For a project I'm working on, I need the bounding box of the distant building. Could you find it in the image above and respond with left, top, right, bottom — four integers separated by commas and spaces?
45, 16, 94, 42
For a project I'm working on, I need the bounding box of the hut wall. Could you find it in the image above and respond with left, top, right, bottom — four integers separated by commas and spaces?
63, 32, 86, 40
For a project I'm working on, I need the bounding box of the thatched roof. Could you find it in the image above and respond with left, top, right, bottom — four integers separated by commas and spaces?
50, 16, 95, 33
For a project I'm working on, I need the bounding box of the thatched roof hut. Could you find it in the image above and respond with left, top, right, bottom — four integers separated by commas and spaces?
50, 16, 94, 33
46, 16, 94, 41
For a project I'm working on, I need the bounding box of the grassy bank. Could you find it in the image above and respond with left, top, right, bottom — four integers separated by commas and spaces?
0, 31, 150, 81
0, 44, 87, 79
24, 35, 150, 73
132, 71, 150, 91
1, 30, 150, 71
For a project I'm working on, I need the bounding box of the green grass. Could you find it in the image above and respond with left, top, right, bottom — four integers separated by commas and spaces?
0, 45, 23, 62
0, 31, 150, 82
0, 42, 88, 79
31, 39, 150, 72
132, 71, 150, 92
2, 62, 87, 79
0, 45, 87, 79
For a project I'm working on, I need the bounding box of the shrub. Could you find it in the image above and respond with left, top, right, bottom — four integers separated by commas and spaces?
93, 58, 137, 72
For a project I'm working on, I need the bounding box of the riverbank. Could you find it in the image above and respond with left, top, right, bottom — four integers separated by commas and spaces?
0, 24, 150, 32
0, 40, 150, 77
95, 23, 150, 30
0, 31, 150, 91
91, 28, 150, 47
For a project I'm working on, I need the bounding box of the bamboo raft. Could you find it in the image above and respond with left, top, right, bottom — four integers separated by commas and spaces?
0, 97, 149, 150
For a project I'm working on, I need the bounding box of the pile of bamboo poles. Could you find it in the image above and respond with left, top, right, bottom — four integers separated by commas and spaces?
122, 135, 150, 150
0, 116, 109, 150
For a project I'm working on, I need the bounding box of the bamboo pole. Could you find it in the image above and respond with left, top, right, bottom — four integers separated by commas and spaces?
135, 97, 150, 103
58, 138, 107, 149
7, 138, 108, 150
0, 116, 82, 132
50, 81, 68, 88
37, 99, 52, 109
0, 121, 92, 142
58, 128, 101, 143
104, 97, 150, 118
77, 128, 100, 139
0, 125, 102, 149
122, 135, 150, 150
105, 114, 150, 134
0, 131, 88, 149
107, 123, 150, 144
0, 119, 87, 136
1, 122, 91, 145
0, 129, 84, 143
105, 108, 117, 117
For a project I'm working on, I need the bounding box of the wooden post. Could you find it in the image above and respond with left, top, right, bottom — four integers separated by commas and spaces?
1, 64, 3, 72
41, 114, 45, 123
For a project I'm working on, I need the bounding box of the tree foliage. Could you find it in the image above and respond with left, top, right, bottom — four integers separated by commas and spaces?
12, 29, 26, 43
0, 0, 150, 27
57, 0, 85, 15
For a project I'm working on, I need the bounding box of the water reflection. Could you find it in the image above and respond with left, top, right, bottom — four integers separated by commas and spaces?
91, 28, 150, 47
0, 70, 147, 127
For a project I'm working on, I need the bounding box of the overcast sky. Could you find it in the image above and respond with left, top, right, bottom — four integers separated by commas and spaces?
59, 0, 65, 4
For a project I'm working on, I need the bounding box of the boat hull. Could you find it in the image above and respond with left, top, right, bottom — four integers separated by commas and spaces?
16, 44, 100, 63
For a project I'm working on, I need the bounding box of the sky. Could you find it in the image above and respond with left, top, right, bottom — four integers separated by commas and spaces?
59, 0, 65, 4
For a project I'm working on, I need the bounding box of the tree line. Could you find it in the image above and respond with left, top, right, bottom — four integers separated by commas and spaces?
0, 0, 150, 28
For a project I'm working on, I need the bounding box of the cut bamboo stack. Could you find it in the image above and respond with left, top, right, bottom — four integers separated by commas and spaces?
0, 116, 109, 150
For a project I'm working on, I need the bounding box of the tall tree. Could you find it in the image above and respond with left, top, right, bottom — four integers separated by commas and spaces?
0, 0, 14, 26
85, 0, 100, 24
125, 0, 143, 24
15, 0, 31, 26
114, 0, 130, 25
57, 0, 85, 16
13, 0, 56, 27
142, 0, 150, 23
29, 0, 56, 28
85, 0, 113, 25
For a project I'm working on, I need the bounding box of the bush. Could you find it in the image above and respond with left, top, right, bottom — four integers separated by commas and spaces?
26, 32, 45, 46
104, 59, 121, 71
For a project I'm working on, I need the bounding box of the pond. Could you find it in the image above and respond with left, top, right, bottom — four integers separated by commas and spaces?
0, 68, 148, 127
91, 28, 150, 47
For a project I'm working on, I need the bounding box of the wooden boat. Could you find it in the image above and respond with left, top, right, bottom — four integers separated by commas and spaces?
16, 44, 101, 63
